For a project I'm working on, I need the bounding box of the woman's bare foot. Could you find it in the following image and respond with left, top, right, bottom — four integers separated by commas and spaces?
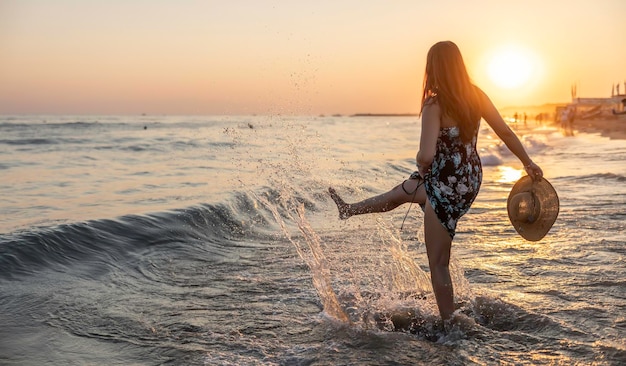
445, 312, 477, 333
328, 187, 351, 220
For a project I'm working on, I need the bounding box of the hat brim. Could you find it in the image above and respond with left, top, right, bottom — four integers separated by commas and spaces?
507, 176, 559, 241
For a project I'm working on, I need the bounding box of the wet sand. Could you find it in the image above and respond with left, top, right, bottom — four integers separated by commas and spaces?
571, 118, 626, 140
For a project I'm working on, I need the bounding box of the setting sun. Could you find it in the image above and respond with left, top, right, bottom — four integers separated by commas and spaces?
0, 1, 623, 115
487, 45, 540, 90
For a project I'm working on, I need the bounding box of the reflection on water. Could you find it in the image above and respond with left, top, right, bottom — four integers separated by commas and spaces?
497, 165, 523, 183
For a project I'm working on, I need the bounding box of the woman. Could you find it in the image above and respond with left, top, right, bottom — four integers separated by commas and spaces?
328, 41, 543, 328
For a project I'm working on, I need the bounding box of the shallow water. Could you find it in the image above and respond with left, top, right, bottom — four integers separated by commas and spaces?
1, 115, 625, 365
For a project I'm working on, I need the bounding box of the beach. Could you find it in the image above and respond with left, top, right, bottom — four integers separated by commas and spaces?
499, 103, 626, 140
1, 115, 625, 365
572, 117, 626, 140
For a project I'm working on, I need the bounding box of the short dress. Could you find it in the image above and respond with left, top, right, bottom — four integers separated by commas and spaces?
423, 126, 482, 238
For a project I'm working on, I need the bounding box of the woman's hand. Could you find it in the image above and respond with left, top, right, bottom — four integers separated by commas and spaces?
524, 161, 543, 180
416, 153, 430, 177
418, 165, 430, 177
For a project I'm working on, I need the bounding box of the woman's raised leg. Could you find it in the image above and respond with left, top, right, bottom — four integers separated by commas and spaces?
328, 178, 426, 219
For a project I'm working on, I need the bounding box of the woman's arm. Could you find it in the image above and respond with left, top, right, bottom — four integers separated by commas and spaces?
478, 88, 543, 179
416, 101, 441, 176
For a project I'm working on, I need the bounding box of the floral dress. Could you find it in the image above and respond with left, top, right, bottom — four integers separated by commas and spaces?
424, 126, 482, 238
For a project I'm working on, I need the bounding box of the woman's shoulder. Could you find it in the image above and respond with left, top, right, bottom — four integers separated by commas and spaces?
424, 93, 439, 105
473, 85, 489, 104
421, 96, 442, 124
423, 95, 441, 112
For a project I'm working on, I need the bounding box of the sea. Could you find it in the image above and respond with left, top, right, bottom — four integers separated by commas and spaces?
0, 114, 625, 365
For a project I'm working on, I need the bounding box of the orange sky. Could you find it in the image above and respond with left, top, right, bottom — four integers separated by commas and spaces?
1, 0, 625, 115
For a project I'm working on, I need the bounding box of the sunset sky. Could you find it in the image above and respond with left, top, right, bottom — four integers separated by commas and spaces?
1, 0, 624, 115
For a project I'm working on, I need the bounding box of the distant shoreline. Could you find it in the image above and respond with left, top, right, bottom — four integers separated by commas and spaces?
350, 113, 418, 117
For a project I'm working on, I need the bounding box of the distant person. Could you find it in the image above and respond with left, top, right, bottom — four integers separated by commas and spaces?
559, 108, 573, 136
563, 107, 576, 136
567, 107, 576, 126
559, 109, 568, 128
328, 41, 543, 330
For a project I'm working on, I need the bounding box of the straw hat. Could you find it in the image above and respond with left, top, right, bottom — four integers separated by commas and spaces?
507, 176, 559, 241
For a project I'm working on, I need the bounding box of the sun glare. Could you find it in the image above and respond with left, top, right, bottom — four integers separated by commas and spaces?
498, 166, 523, 183
487, 45, 538, 90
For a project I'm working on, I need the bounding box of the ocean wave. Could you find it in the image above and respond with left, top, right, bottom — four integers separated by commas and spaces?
0, 206, 239, 280
0, 138, 60, 145
480, 153, 503, 166
0, 120, 111, 129
476, 130, 548, 167
0, 188, 315, 280
559, 172, 626, 183
0, 137, 93, 146
521, 134, 548, 152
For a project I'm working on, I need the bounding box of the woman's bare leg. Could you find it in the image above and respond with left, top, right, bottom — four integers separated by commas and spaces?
423, 200, 455, 323
328, 179, 426, 220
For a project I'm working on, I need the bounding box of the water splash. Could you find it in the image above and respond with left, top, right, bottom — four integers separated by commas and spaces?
375, 219, 431, 295
240, 117, 475, 333
254, 192, 349, 323
255, 183, 479, 335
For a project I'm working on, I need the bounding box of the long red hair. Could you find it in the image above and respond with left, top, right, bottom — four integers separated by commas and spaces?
420, 41, 481, 143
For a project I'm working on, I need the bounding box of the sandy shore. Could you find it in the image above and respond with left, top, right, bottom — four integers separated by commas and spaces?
508, 118, 626, 140
499, 104, 626, 140
571, 117, 626, 140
